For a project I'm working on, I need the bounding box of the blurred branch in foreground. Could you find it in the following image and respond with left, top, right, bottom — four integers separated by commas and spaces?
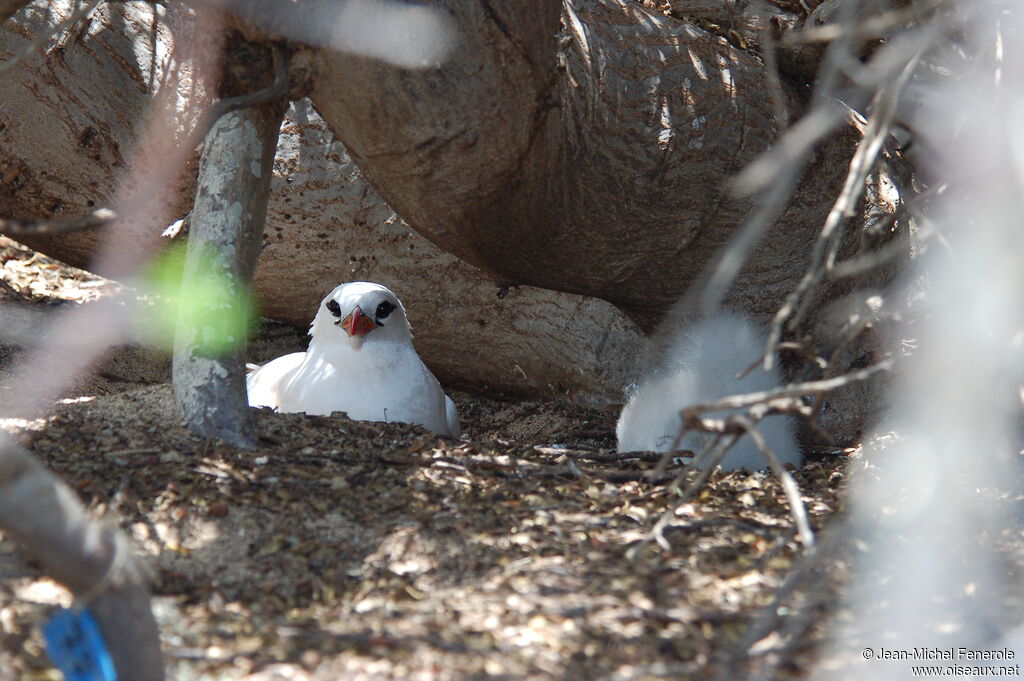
0, 438, 163, 680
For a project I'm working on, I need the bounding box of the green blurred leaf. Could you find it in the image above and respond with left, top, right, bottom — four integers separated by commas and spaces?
138, 242, 255, 355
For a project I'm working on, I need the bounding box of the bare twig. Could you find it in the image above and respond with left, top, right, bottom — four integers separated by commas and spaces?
754, 526, 797, 571
829, 183, 946, 279
737, 341, 827, 380
782, 0, 950, 47
700, 158, 806, 315
682, 359, 893, 416
699, 13, 933, 314
661, 407, 815, 551
763, 42, 925, 369
187, 43, 289, 149
715, 523, 845, 681
737, 21, 935, 200
756, 0, 789, 129
651, 419, 717, 480
0, 11, 229, 676
827, 230, 907, 279
636, 358, 891, 548
0, 208, 117, 236
735, 416, 814, 547
806, 304, 885, 420
638, 433, 738, 554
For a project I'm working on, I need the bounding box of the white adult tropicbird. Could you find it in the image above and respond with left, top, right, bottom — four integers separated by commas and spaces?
616, 312, 800, 471
247, 282, 460, 437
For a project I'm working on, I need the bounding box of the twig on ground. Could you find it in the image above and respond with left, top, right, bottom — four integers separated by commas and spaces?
380, 450, 677, 484
638, 359, 893, 558
735, 416, 814, 547
715, 523, 846, 681
651, 426, 710, 480
754, 526, 797, 571
660, 517, 791, 537
666, 410, 815, 550
559, 449, 677, 464
636, 434, 739, 555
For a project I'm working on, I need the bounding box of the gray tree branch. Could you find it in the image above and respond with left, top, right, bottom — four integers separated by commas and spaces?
172, 45, 287, 448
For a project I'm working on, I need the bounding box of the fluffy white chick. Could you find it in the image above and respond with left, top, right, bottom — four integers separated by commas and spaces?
616, 312, 799, 470
247, 282, 460, 437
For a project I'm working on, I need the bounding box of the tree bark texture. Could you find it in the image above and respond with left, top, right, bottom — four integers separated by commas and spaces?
0, 0, 196, 264
306, 0, 898, 331
0, 3, 645, 402
259, 99, 644, 400
0, 0, 905, 409
0, 0, 30, 25
172, 91, 286, 447
0, 441, 163, 680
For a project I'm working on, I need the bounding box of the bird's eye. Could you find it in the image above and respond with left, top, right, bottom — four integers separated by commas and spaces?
375, 300, 395, 321
325, 299, 341, 317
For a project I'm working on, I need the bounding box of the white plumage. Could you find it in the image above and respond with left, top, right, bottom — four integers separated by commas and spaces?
247, 282, 460, 437
616, 312, 800, 471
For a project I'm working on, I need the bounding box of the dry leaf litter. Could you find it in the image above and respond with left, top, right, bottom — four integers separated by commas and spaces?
2, 236, 1022, 681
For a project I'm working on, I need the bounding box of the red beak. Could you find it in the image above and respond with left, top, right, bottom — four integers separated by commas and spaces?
339, 305, 376, 337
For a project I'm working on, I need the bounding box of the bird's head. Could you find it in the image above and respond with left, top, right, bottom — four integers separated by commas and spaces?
310, 282, 412, 351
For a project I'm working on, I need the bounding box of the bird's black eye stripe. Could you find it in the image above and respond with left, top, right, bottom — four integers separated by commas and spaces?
326, 299, 341, 317
375, 300, 395, 322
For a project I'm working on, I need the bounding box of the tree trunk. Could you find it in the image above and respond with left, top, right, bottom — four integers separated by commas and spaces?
0, 2, 646, 402
257, 99, 644, 401
172, 54, 286, 447
1, 0, 904, 408
0, 0, 195, 255
305, 0, 894, 332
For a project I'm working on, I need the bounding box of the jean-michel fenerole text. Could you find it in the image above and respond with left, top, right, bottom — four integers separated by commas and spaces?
877, 648, 1015, 661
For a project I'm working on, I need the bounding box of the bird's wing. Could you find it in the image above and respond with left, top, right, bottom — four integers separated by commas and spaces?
444, 394, 461, 439
246, 352, 306, 410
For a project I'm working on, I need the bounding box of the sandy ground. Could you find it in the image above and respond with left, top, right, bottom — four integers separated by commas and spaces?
1, 236, 1021, 681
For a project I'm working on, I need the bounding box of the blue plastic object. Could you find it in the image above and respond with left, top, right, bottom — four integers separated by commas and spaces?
42, 607, 117, 681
